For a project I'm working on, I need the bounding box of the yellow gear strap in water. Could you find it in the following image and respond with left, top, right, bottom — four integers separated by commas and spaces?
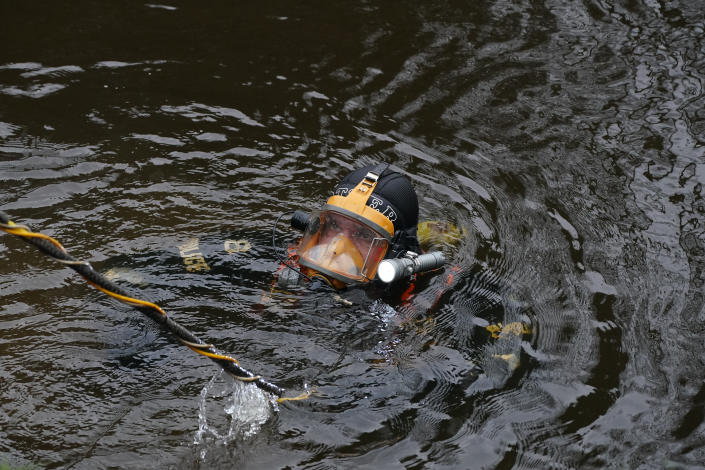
184, 344, 240, 365
0, 213, 291, 397
417, 220, 467, 249
1, 221, 165, 317
486, 321, 532, 339
0, 221, 67, 253
86, 280, 167, 316
276, 389, 313, 403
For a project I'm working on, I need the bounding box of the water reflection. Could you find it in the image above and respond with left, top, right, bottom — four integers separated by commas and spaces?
1, 0, 705, 468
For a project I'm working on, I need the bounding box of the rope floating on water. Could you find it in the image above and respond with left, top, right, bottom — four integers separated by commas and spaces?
0, 211, 293, 399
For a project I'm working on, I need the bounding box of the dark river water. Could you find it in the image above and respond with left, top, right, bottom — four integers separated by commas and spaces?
2, 1, 705, 468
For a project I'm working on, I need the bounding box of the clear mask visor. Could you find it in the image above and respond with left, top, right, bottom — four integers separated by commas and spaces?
297, 210, 389, 283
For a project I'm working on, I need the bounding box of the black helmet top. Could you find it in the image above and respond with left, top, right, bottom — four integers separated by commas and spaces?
332, 164, 421, 256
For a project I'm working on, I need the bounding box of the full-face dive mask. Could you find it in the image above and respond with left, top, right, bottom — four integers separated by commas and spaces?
297, 166, 395, 287
276, 163, 430, 289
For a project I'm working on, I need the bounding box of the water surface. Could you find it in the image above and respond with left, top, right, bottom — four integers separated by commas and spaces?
2, 1, 705, 468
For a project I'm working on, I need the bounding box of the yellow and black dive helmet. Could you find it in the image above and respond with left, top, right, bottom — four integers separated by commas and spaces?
293, 163, 424, 289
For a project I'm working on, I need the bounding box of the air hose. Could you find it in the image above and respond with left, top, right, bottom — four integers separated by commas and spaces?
0, 211, 305, 401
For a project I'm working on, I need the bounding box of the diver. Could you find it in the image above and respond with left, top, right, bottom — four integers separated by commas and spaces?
275, 162, 446, 293
95, 162, 448, 304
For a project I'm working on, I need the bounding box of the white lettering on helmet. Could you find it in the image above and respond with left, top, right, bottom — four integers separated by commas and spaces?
369, 195, 383, 209
335, 185, 397, 223
382, 206, 397, 222
335, 186, 352, 196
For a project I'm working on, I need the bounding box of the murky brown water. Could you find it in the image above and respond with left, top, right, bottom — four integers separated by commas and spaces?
2, 1, 705, 468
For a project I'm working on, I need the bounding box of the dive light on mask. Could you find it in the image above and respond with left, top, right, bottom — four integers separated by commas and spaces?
377, 251, 446, 283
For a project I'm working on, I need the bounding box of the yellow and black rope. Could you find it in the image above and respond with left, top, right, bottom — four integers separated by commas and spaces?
0, 211, 310, 402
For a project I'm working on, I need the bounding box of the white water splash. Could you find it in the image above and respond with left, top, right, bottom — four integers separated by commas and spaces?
370, 300, 403, 362
369, 299, 398, 331
194, 371, 275, 459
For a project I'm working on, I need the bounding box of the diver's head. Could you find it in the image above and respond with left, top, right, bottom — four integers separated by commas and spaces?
295, 163, 421, 289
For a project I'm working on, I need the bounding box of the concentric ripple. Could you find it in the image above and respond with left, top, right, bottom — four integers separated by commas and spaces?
1, 1, 704, 468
